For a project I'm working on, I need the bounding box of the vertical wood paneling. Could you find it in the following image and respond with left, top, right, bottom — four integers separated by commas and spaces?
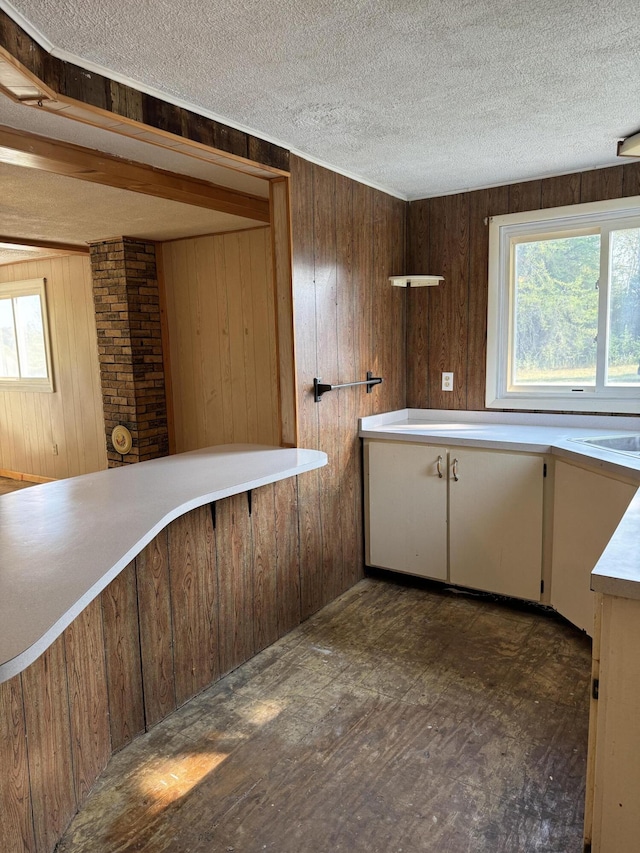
101, 560, 145, 751
168, 507, 219, 706
274, 476, 301, 635
0, 676, 35, 853
136, 531, 176, 726
406, 164, 640, 413
580, 167, 624, 203
63, 596, 111, 804
314, 165, 343, 606
0, 255, 106, 479
216, 493, 254, 675
161, 228, 280, 452
290, 156, 324, 619
270, 178, 298, 446
466, 186, 510, 411
428, 192, 470, 409
21, 635, 76, 853
540, 173, 582, 208
406, 199, 431, 408
251, 484, 279, 653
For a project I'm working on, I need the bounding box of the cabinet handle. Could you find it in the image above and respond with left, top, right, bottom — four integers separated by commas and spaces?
452, 458, 459, 481
436, 455, 444, 478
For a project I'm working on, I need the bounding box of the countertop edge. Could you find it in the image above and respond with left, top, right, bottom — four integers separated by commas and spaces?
0, 445, 327, 684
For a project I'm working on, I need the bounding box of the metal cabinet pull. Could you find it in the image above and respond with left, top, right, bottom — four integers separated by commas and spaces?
452, 458, 459, 481
436, 455, 444, 478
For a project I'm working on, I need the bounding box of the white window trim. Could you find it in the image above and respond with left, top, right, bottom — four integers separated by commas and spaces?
0, 278, 54, 393
487, 195, 640, 414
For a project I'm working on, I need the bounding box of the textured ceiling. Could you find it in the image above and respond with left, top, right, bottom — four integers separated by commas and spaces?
3, 0, 640, 199
0, 162, 265, 248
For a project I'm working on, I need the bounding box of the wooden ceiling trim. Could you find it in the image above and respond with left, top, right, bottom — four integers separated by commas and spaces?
0, 12, 290, 176
0, 235, 89, 254
0, 124, 271, 223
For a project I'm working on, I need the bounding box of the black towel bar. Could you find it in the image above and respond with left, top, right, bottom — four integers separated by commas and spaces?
313, 371, 383, 402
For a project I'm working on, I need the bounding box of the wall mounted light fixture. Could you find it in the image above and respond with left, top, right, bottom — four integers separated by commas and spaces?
618, 131, 640, 158
389, 275, 444, 287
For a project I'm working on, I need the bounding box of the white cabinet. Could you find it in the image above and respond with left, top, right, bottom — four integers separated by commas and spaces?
365, 441, 447, 580
448, 448, 544, 601
365, 440, 545, 600
551, 461, 636, 635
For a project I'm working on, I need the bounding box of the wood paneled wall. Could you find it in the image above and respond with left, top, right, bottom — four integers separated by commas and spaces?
0, 481, 303, 853
406, 162, 640, 413
290, 156, 406, 617
0, 255, 106, 478
161, 228, 280, 451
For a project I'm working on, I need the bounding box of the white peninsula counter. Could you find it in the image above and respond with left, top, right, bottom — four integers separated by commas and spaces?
0, 444, 327, 684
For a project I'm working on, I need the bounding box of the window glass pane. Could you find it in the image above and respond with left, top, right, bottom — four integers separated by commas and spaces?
608, 227, 640, 385
512, 235, 600, 386
14, 294, 47, 379
0, 297, 19, 378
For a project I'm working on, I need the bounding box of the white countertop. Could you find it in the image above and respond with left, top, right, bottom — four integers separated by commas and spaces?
360, 409, 640, 599
0, 444, 327, 684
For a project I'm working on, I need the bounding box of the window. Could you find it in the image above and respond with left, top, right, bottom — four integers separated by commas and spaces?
487, 196, 640, 413
0, 278, 54, 392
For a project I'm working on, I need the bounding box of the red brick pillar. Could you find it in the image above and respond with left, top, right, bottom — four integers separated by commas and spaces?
89, 237, 169, 466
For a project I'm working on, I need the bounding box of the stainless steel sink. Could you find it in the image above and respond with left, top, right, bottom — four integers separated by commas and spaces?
571, 434, 640, 456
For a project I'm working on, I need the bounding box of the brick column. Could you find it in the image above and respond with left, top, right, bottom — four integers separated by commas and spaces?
89, 237, 169, 466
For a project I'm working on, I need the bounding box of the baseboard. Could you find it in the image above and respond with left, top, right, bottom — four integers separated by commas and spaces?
0, 468, 56, 483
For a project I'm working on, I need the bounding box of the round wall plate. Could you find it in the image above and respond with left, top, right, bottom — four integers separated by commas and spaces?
111, 425, 133, 455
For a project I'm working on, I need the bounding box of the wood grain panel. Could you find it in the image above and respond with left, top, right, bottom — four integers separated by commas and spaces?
290, 156, 323, 619
0, 255, 106, 479
161, 228, 280, 451
216, 493, 254, 675
622, 162, 640, 197
540, 173, 582, 208
64, 596, 111, 803
428, 192, 470, 409
270, 178, 298, 446
251, 484, 279, 653
101, 561, 145, 751
336, 173, 359, 593
136, 531, 176, 726
21, 635, 76, 853
467, 186, 510, 411
508, 179, 542, 213
406, 199, 431, 408
313, 164, 343, 606
580, 167, 623, 203
0, 676, 35, 853
168, 507, 219, 706
273, 476, 301, 635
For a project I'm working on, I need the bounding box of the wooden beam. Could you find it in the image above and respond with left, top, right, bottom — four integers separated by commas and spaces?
0, 125, 270, 223
0, 235, 89, 254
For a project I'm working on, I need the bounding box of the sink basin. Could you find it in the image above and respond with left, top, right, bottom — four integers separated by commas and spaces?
571, 434, 640, 456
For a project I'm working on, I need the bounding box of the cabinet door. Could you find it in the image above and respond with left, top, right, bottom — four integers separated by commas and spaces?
551, 461, 636, 635
365, 440, 447, 581
449, 448, 543, 601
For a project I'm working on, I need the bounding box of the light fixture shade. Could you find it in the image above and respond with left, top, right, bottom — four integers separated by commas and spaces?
389, 275, 444, 287
618, 131, 640, 158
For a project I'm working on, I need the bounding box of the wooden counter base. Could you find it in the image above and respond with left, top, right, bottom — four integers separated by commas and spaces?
0, 480, 304, 853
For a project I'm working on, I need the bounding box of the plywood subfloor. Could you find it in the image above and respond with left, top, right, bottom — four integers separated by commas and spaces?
57, 577, 591, 853
0, 476, 37, 495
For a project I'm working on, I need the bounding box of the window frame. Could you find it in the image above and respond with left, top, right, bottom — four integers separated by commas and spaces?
486, 195, 640, 414
0, 277, 54, 393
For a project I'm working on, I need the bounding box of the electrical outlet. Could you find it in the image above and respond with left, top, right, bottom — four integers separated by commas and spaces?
442, 372, 454, 392
52, 443, 58, 456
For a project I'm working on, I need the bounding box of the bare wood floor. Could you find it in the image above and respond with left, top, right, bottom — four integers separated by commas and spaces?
57, 577, 591, 853
0, 476, 35, 495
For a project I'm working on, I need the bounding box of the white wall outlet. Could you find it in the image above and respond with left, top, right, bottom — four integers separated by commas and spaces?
442, 372, 454, 392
